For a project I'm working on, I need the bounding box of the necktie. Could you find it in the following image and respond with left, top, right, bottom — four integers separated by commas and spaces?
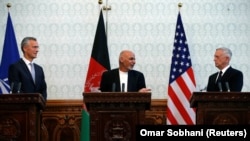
121, 83, 125, 92
216, 71, 222, 84
30, 63, 35, 83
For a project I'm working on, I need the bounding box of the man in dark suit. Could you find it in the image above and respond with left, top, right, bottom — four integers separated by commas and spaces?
8, 37, 47, 100
100, 50, 151, 92
206, 47, 243, 92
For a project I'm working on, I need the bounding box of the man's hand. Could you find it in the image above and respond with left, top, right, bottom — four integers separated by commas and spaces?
139, 88, 151, 93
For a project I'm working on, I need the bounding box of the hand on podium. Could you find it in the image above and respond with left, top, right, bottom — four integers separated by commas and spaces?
139, 88, 151, 93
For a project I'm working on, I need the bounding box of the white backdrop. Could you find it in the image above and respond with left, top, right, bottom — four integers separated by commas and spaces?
0, 0, 249, 99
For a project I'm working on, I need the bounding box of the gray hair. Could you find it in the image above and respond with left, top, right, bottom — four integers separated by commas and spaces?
216, 47, 232, 59
21, 37, 37, 52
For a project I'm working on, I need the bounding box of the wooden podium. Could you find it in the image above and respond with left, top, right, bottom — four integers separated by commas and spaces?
190, 92, 250, 124
0, 93, 46, 141
83, 92, 151, 141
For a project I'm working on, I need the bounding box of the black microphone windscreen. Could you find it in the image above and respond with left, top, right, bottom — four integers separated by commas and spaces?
122, 83, 125, 92
10, 82, 14, 94
218, 82, 222, 92
112, 83, 116, 92
225, 82, 230, 92
17, 82, 22, 93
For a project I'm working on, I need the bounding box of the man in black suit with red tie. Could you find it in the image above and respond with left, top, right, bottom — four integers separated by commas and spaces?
100, 50, 151, 93
8, 37, 47, 100
206, 47, 243, 92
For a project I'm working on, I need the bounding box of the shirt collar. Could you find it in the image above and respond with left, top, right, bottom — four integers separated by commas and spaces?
220, 65, 230, 74
22, 57, 33, 65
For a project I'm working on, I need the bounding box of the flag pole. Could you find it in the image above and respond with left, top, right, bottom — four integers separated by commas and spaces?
102, 0, 111, 47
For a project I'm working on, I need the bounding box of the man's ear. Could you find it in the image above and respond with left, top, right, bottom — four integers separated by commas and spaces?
226, 56, 231, 62
120, 57, 124, 62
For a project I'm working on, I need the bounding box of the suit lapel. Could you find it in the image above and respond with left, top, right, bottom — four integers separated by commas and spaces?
20, 59, 36, 85
114, 69, 121, 91
127, 71, 134, 92
221, 67, 232, 82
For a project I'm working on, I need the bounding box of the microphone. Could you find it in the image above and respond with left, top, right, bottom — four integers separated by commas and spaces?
112, 83, 116, 92
218, 82, 222, 92
10, 82, 14, 94
225, 82, 230, 92
17, 82, 22, 93
122, 83, 125, 92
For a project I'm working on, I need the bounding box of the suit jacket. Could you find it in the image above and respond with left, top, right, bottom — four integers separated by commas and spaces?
8, 59, 47, 100
206, 66, 243, 92
99, 68, 146, 92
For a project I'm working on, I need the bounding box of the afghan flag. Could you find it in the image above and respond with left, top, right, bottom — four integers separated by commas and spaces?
80, 103, 90, 141
84, 9, 111, 92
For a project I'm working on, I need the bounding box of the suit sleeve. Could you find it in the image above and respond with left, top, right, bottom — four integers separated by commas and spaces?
100, 71, 109, 92
8, 64, 19, 84
137, 72, 146, 90
229, 71, 243, 92
40, 68, 47, 100
8, 64, 22, 92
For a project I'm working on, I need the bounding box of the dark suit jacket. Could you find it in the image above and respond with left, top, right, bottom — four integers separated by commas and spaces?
8, 59, 47, 100
206, 66, 243, 92
100, 68, 146, 92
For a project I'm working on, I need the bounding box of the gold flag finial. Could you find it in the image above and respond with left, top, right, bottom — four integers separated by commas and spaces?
98, 0, 102, 5
6, 3, 11, 8
178, 3, 182, 8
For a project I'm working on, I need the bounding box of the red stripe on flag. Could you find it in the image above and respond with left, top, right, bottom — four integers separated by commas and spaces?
175, 75, 191, 100
166, 106, 178, 124
84, 58, 108, 92
168, 84, 194, 124
187, 68, 196, 86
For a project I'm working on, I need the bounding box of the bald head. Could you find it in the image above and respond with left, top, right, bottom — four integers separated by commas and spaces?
119, 50, 136, 72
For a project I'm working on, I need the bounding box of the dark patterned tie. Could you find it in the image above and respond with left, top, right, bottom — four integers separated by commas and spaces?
216, 71, 222, 84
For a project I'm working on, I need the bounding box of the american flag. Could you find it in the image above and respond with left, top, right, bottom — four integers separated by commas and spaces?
166, 12, 196, 125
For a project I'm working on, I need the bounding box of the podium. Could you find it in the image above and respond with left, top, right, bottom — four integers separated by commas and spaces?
83, 92, 151, 141
190, 92, 250, 124
0, 93, 46, 141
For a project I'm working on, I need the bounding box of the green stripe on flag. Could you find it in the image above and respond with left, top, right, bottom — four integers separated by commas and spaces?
80, 109, 90, 141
